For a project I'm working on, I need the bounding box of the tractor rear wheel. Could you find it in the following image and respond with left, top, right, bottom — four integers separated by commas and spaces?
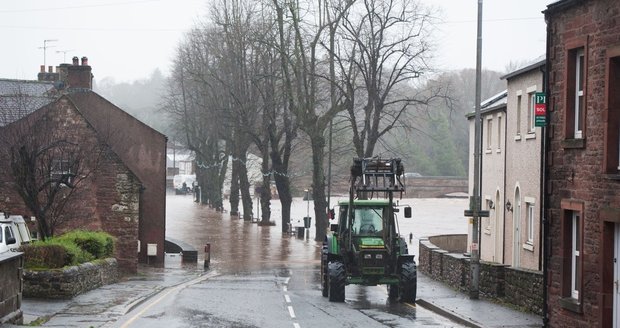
328, 261, 346, 302
321, 246, 328, 297
400, 261, 417, 303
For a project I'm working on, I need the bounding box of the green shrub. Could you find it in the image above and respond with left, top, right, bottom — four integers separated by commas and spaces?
20, 243, 68, 269
56, 230, 115, 259
21, 239, 94, 269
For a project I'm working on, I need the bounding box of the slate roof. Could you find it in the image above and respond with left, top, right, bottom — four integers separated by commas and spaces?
0, 79, 57, 126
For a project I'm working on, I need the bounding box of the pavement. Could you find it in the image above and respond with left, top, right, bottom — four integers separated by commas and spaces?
416, 273, 543, 328
9, 259, 543, 327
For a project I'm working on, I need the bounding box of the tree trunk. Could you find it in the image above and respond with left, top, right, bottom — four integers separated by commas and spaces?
237, 151, 253, 221
229, 153, 240, 216
310, 134, 328, 242
260, 144, 271, 225
271, 146, 292, 233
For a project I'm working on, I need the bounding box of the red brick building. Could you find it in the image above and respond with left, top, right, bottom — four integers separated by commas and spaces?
0, 58, 167, 272
545, 0, 620, 326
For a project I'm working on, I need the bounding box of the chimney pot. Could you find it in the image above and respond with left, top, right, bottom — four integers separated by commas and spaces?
48, 66, 53, 73
81, 56, 88, 66
72, 56, 79, 65
40, 65, 45, 73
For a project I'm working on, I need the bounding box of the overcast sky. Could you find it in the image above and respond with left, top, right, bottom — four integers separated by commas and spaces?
0, 0, 548, 83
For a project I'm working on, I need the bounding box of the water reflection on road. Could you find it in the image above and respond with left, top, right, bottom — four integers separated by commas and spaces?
165, 194, 468, 273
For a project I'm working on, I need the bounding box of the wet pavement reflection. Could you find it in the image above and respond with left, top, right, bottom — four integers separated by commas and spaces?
164, 194, 469, 315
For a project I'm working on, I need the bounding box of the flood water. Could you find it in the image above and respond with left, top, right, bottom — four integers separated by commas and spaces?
165, 194, 469, 273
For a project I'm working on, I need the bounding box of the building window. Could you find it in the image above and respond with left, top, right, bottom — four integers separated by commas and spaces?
570, 211, 581, 299
560, 199, 584, 312
526, 201, 534, 244
497, 116, 502, 151
516, 95, 522, 136
565, 48, 585, 140
604, 55, 620, 173
51, 159, 74, 186
487, 117, 493, 150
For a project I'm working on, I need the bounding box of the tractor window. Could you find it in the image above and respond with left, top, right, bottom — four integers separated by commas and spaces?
352, 207, 383, 235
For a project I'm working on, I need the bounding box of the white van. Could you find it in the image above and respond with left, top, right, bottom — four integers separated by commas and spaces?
0, 214, 32, 254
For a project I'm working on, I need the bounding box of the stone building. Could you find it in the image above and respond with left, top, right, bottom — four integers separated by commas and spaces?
544, 0, 620, 326
0, 57, 167, 272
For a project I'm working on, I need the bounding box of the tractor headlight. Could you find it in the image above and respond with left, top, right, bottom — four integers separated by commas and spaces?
375, 254, 383, 259
364, 254, 372, 259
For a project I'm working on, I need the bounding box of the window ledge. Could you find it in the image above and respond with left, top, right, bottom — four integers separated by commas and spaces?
485, 149, 492, 154
604, 174, 620, 181
523, 242, 534, 252
559, 297, 582, 313
484, 228, 491, 235
562, 138, 585, 149
525, 132, 536, 140
496, 149, 501, 154
514, 135, 522, 141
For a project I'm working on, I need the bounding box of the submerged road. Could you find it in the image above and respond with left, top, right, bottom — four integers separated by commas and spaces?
110, 195, 468, 328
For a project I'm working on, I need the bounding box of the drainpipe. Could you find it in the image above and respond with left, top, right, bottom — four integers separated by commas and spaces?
541, 10, 551, 328
503, 104, 508, 264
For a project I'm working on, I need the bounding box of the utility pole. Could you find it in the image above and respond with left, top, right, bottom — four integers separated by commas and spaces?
464, 0, 487, 300
39, 39, 58, 67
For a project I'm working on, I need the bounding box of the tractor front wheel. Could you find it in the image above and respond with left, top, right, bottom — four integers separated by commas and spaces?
328, 261, 346, 302
400, 261, 417, 303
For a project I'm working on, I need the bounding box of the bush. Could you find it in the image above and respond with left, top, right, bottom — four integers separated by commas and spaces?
56, 230, 115, 259
20, 230, 115, 270
21, 239, 94, 269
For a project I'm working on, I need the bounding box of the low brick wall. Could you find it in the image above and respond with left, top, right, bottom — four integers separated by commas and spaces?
0, 252, 23, 325
23, 258, 119, 299
419, 235, 543, 315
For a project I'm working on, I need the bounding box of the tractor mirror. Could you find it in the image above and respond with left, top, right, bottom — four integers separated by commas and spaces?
329, 209, 335, 220
404, 206, 412, 218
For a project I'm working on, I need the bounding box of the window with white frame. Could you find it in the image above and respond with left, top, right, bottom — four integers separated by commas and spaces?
51, 159, 74, 186
528, 92, 536, 133
571, 211, 581, 300
574, 49, 585, 139
497, 115, 502, 150
486, 117, 493, 150
526, 201, 535, 244
516, 95, 522, 136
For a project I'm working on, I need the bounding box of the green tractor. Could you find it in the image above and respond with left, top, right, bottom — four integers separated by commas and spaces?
321, 158, 416, 302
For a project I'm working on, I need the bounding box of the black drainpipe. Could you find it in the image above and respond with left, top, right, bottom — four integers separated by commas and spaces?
541, 10, 551, 328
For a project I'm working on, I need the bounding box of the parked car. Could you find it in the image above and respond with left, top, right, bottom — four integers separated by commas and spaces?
0, 214, 32, 254
173, 174, 196, 195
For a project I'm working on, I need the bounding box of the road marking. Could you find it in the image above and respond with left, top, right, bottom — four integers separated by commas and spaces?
284, 295, 291, 303
283, 286, 288, 292
288, 305, 296, 318
285, 277, 291, 284
293, 323, 301, 328
120, 272, 218, 328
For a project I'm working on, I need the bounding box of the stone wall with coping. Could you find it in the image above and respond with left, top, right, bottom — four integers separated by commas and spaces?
419, 235, 543, 315
23, 258, 119, 299
0, 252, 23, 325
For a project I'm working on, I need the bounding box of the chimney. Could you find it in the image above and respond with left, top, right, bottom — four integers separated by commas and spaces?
65, 55, 93, 90
38, 64, 59, 82
48, 66, 53, 73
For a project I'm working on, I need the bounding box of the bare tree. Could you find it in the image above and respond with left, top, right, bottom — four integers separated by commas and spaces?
333, 0, 447, 158
0, 90, 104, 239
272, 0, 353, 241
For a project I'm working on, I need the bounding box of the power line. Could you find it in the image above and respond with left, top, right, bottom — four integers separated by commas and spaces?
0, 0, 164, 14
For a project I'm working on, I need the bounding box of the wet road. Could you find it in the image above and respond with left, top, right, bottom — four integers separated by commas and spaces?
112, 194, 468, 328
